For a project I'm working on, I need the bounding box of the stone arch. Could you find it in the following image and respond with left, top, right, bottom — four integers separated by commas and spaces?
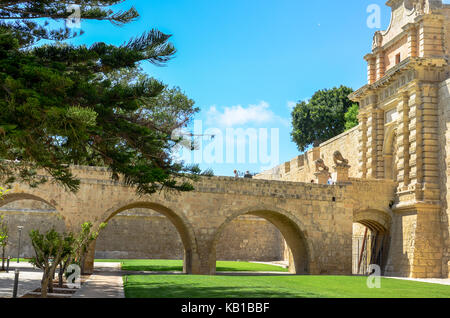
210, 205, 311, 275
100, 200, 199, 274
1, 192, 61, 212
0, 191, 64, 222
353, 209, 391, 233
353, 209, 392, 274
0, 191, 66, 259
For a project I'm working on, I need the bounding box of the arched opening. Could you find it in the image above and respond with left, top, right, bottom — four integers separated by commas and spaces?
383, 125, 397, 180
352, 210, 391, 275
215, 214, 286, 263
211, 207, 310, 275
97, 202, 198, 274
0, 193, 65, 260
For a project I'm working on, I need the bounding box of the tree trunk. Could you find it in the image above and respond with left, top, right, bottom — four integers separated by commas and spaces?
58, 264, 64, 288
48, 246, 64, 293
48, 261, 59, 293
80, 254, 85, 275
1, 246, 4, 271
41, 271, 49, 298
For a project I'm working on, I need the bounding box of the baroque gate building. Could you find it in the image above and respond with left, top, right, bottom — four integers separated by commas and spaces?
258, 0, 450, 278
349, 0, 449, 278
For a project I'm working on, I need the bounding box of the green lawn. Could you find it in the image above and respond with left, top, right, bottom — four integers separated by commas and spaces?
122, 275, 450, 298
95, 259, 289, 272
2, 258, 30, 263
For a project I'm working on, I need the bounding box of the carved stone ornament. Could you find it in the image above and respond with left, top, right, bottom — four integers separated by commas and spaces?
314, 158, 330, 172
333, 151, 350, 167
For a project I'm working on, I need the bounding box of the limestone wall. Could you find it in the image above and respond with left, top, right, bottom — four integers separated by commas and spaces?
0, 200, 65, 258
439, 78, 450, 278
95, 212, 184, 260
444, 6, 450, 58
384, 35, 408, 72
255, 125, 360, 182
216, 216, 284, 261
384, 211, 418, 277
319, 126, 360, 178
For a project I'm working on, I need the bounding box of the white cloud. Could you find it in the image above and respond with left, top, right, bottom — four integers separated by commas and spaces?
207, 101, 288, 127
287, 101, 297, 111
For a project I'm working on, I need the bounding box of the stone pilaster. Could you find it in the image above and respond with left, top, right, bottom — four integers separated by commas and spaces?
365, 97, 384, 179
411, 205, 444, 278
396, 91, 411, 190
365, 54, 377, 84
420, 83, 440, 201
403, 23, 418, 58
358, 112, 368, 179
375, 49, 385, 81
366, 111, 376, 178
375, 108, 385, 178
408, 84, 423, 198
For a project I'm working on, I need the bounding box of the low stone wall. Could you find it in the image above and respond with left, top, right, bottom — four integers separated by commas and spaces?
254, 126, 360, 182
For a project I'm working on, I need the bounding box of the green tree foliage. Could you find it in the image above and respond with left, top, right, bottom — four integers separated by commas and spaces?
344, 103, 359, 131
71, 222, 106, 275
291, 86, 355, 152
0, 0, 139, 47
0, 1, 209, 195
29, 228, 70, 297
57, 232, 75, 288
29, 222, 106, 296
0, 186, 8, 198
56, 221, 105, 286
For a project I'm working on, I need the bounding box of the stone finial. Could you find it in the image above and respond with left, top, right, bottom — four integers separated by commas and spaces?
314, 158, 329, 173
372, 31, 383, 50
333, 151, 350, 168
332, 151, 351, 183
314, 159, 330, 185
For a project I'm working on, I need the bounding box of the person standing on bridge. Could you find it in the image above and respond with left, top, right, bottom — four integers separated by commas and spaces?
327, 174, 334, 185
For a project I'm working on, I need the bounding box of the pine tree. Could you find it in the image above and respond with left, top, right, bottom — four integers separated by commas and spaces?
0, 0, 139, 47
0, 1, 209, 195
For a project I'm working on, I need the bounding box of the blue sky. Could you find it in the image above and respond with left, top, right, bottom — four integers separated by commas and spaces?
68, 0, 393, 176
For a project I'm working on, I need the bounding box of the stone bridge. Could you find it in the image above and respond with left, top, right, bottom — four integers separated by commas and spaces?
0, 166, 397, 275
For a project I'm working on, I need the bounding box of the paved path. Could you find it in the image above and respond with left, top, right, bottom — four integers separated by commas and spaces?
250, 261, 289, 268
0, 262, 42, 298
72, 262, 124, 298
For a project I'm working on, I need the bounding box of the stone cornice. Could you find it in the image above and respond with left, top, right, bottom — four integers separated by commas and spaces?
349, 56, 448, 102
364, 53, 376, 61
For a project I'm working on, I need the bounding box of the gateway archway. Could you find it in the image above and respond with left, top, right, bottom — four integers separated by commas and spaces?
98, 201, 199, 274
353, 209, 391, 275
210, 206, 310, 275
